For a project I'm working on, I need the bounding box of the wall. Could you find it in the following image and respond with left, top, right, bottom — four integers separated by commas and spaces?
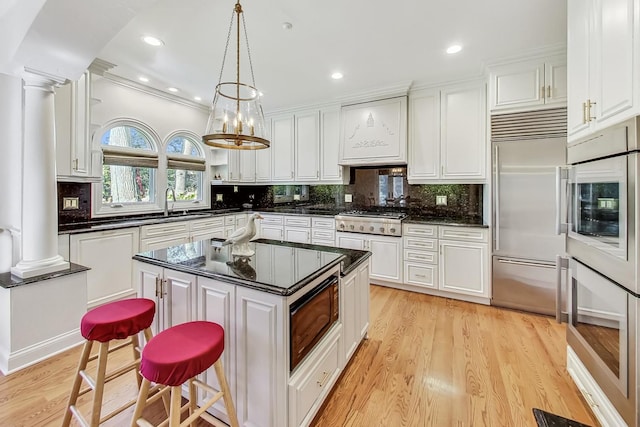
0, 73, 24, 267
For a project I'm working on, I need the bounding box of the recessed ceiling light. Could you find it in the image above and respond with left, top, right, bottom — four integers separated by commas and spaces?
331, 72, 343, 80
138, 76, 149, 82
142, 36, 164, 46
167, 87, 179, 93
446, 44, 462, 54
282, 22, 293, 30
194, 96, 202, 101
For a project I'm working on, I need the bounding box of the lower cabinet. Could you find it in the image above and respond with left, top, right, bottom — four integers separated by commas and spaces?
336, 232, 402, 284
400, 224, 490, 303
341, 259, 371, 364
70, 227, 140, 308
135, 263, 197, 335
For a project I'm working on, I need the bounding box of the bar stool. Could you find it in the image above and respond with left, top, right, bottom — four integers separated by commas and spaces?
130, 321, 239, 427
62, 298, 156, 427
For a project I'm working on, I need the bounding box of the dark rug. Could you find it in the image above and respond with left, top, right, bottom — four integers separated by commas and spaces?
533, 408, 592, 427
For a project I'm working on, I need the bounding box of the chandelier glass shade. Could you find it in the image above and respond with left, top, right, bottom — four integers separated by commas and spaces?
203, 1, 270, 150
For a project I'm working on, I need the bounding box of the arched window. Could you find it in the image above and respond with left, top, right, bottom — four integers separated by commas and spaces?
99, 123, 159, 210
165, 133, 205, 203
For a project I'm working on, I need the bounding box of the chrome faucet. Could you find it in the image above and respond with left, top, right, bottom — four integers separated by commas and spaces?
164, 187, 176, 217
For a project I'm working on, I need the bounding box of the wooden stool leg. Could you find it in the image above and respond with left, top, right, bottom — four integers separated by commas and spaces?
188, 378, 197, 424
214, 359, 239, 427
131, 333, 142, 389
130, 378, 152, 427
89, 341, 110, 426
62, 340, 94, 427
169, 385, 182, 427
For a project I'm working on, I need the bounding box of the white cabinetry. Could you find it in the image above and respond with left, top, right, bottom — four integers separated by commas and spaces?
258, 214, 284, 240
55, 72, 101, 181
403, 224, 438, 289
196, 277, 237, 423
190, 216, 225, 241
340, 259, 370, 365
284, 216, 312, 244
135, 263, 197, 335
69, 227, 139, 308
311, 217, 336, 246
438, 226, 490, 298
567, 0, 639, 142
339, 96, 407, 166
489, 54, 567, 112
336, 233, 402, 284
235, 286, 287, 427
140, 221, 190, 251
408, 81, 487, 183
228, 150, 256, 183
271, 115, 295, 181
320, 107, 344, 182
294, 111, 320, 182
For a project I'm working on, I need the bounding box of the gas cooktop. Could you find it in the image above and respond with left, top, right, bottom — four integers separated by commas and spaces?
337, 210, 407, 220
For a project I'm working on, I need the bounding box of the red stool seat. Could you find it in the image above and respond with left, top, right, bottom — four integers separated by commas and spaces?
140, 321, 224, 386
80, 298, 155, 342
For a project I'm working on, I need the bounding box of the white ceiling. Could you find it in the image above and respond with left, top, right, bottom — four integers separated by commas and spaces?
97, 0, 567, 112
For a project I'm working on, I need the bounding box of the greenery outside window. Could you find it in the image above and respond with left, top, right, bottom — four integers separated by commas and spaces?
96, 122, 159, 215
165, 134, 205, 203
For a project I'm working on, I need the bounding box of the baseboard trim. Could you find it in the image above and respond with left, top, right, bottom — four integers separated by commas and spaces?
370, 280, 490, 305
0, 328, 83, 375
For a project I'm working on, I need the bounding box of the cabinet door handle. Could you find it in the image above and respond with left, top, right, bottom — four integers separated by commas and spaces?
587, 99, 597, 122
73, 158, 78, 170
291, 171, 294, 178
317, 371, 330, 387
540, 86, 545, 99
547, 85, 551, 99
582, 102, 588, 124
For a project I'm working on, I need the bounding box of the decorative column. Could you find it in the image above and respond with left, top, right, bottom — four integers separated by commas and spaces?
11, 69, 69, 278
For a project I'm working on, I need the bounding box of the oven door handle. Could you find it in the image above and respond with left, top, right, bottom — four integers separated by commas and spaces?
555, 255, 569, 323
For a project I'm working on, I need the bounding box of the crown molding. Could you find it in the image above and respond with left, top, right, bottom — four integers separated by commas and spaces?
483, 42, 567, 70
89, 58, 117, 76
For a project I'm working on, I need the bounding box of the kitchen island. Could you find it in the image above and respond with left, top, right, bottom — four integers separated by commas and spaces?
133, 238, 371, 427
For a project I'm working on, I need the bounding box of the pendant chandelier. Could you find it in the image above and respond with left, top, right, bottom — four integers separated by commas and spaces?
202, 1, 270, 150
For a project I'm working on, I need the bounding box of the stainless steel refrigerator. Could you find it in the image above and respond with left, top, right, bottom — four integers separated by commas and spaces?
492, 112, 568, 318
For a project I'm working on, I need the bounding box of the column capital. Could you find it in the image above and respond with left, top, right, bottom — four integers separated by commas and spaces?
22, 67, 67, 91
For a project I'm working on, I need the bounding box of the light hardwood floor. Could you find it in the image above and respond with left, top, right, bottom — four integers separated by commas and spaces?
0, 285, 598, 427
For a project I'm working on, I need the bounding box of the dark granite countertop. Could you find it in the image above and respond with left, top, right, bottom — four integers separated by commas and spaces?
133, 238, 371, 296
403, 214, 488, 228
58, 208, 241, 234
0, 263, 90, 289
253, 207, 342, 217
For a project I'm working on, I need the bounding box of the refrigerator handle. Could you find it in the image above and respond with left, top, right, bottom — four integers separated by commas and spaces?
494, 145, 500, 251
555, 255, 569, 323
555, 166, 568, 235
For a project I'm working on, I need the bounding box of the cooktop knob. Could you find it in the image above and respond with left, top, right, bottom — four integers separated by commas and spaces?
369, 226, 374, 232
359, 225, 364, 231
390, 228, 396, 233
339, 223, 344, 228
349, 224, 355, 230
379, 227, 385, 233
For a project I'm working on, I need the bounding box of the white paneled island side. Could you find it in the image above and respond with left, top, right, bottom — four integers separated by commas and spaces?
133, 238, 371, 427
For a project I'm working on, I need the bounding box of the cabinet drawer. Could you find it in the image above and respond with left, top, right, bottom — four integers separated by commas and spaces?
190, 216, 224, 232
403, 249, 437, 265
439, 226, 488, 242
224, 215, 235, 226
403, 223, 437, 238
285, 216, 311, 228
311, 239, 335, 247
140, 222, 190, 239
289, 332, 340, 427
312, 229, 335, 242
312, 217, 335, 229
260, 214, 284, 226
404, 263, 438, 289
261, 226, 284, 240
404, 237, 437, 251
285, 227, 311, 244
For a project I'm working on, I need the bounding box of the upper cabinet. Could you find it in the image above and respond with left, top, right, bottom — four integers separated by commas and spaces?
408, 80, 487, 183
567, 0, 639, 142
320, 107, 343, 181
55, 72, 101, 181
271, 114, 295, 181
339, 96, 408, 166
294, 110, 320, 181
489, 54, 567, 112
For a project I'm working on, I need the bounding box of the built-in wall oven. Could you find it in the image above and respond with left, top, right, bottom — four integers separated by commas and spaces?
289, 273, 339, 371
567, 258, 638, 426
567, 117, 639, 293
566, 116, 640, 426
